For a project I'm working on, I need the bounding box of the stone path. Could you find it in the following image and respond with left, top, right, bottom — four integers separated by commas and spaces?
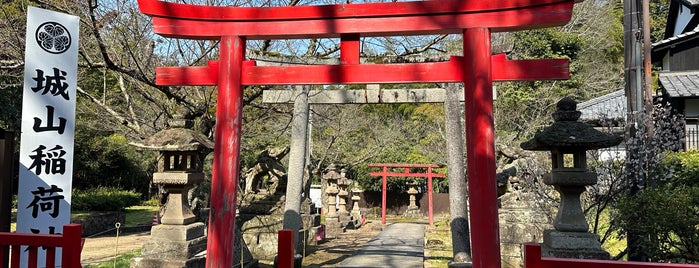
336, 222, 425, 268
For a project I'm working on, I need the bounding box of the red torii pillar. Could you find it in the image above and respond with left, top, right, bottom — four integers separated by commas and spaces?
137, 1, 576, 267
369, 163, 445, 226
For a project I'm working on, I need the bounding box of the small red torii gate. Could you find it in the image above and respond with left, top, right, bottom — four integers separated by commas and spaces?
137, 1, 575, 267
369, 163, 445, 226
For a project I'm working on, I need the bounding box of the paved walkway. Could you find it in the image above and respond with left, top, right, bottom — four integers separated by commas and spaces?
336, 222, 425, 268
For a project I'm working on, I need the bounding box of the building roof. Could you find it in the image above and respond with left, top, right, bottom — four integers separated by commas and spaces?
679, 0, 699, 7
578, 90, 627, 121
658, 71, 699, 97
652, 26, 699, 52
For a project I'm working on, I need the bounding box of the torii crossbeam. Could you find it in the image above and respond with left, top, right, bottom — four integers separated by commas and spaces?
138, 0, 575, 267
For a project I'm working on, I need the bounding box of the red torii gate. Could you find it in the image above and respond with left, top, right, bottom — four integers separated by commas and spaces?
137, 1, 575, 267
369, 163, 445, 226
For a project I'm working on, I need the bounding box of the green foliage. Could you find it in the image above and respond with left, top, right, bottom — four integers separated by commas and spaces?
73, 131, 155, 196
660, 150, 699, 186
512, 28, 584, 60
615, 151, 699, 263
649, 0, 670, 42
72, 187, 142, 211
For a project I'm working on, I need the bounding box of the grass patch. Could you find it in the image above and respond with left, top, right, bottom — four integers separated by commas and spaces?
424, 215, 453, 268
124, 205, 159, 227
83, 249, 141, 268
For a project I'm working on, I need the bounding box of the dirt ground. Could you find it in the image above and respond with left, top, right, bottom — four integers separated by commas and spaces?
80, 220, 384, 267
80, 231, 150, 265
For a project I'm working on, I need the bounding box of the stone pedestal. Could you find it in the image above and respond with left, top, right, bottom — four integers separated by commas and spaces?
131, 223, 207, 268
325, 216, 342, 239
544, 171, 596, 232
337, 189, 349, 216
155, 172, 203, 225
541, 230, 609, 259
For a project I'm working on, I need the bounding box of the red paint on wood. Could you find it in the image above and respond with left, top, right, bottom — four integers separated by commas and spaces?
428, 167, 434, 226
148, 3, 572, 40
524, 243, 699, 268
0, 224, 82, 268
155, 56, 569, 86
28, 247, 37, 268
138, 0, 578, 266
369, 172, 445, 178
463, 28, 500, 268
11, 245, 19, 267
207, 36, 246, 268
61, 224, 82, 268
45, 248, 55, 268
369, 163, 445, 226
369, 163, 441, 168
277, 230, 295, 268
381, 166, 387, 225
139, 0, 571, 22
340, 34, 360, 65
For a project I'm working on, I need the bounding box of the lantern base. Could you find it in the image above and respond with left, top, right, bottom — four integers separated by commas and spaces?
131, 222, 207, 268
541, 230, 609, 260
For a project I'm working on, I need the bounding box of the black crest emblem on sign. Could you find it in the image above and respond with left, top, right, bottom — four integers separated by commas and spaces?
35, 22, 71, 54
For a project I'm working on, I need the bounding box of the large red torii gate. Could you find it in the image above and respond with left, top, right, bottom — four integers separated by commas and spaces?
137, 1, 575, 267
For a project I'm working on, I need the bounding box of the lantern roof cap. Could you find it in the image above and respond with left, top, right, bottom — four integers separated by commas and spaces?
520, 97, 623, 151
141, 112, 214, 152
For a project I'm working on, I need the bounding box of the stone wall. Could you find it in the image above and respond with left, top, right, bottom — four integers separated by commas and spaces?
72, 211, 126, 237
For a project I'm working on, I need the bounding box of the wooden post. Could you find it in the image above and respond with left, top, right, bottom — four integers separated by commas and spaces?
340, 34, 360, 65
463, 28, 500, 268
277, 230, 295, 268
381, 166, 387, 225
428, 167, 434, 226
61, 224, 82, 268
208, 35, 246, 268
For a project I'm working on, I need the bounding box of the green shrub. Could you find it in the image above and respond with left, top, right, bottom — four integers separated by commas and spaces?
72, 187, 141, 211
615, 150, 699, 263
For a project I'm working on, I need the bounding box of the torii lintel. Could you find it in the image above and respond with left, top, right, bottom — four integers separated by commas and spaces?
138, 0, 574, 39
154, 54, 569, 86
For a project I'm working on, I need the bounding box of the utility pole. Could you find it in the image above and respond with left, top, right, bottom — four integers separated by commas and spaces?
624, 0, 651, 261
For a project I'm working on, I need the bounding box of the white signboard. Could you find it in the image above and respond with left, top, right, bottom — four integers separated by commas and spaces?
17, 6, 79, 266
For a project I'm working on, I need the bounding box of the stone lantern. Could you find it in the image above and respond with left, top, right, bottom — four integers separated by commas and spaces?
131, 113, 213, 268
350, 187, 362, 220
521, 97, 622, 259
323, 164, 342, 238
337, 169, 350, 217
404, 180, 422, 218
